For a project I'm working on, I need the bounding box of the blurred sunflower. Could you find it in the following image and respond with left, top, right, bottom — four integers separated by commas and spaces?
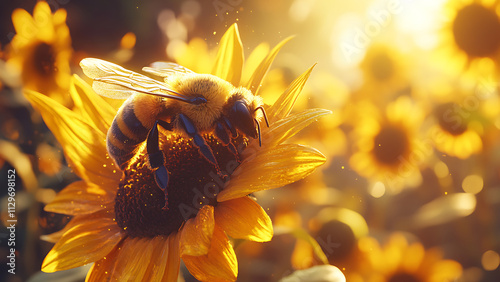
358, 44, 408, 95
349, 44, 411, 117
415, 76, 485, 159
430, 101, 483, 159
440, 0, 500, 72
349, 96, 426, 193
26, 24, 328, 281
354, 233, 462, 282
7, 1, 72, 105
294, 207, 369, 275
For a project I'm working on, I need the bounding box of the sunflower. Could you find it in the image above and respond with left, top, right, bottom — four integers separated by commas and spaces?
354, 233, 462, 282
415, 75, 485, 159
349, 96, 426, 193
430, 101, 483, 159
439, 0, 500, 72
26, 24, 328, 281
352, 44, 410, 107
290, 207, 368, 276
7, 1, 72, 105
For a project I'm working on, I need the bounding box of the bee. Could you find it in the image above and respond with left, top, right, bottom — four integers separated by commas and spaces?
80, 58, 269, 210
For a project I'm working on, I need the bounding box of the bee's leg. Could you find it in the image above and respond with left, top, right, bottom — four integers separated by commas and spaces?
215, 121, 238, 159
222, 116, 238, 138
178, 114, 224, 176
147, 119, 173, 210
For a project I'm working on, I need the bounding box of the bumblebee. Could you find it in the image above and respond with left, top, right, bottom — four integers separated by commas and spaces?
80, 58, 269, 209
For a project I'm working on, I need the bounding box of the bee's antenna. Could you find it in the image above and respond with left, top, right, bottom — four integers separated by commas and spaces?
254, 118, 262, 147
254, 106, 270, 128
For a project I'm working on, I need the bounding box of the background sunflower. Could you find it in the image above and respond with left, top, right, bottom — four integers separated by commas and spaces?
1, 0, 500, 281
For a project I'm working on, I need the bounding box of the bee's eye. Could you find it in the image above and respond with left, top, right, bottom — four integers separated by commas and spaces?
228, 100, 258, 139
190, 96, 207, 105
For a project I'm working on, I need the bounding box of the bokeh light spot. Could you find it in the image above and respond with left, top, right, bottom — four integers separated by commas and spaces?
434, 161, 449, 178
482, 250, 500, 271
462, 174, 484, 194
370, 181, 386, 198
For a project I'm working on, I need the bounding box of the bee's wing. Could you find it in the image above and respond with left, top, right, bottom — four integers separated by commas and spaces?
80, 58, 193, 102
142, 62, 195, 78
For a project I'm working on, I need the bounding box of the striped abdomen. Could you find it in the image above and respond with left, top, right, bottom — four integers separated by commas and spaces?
107, 98, 151, 169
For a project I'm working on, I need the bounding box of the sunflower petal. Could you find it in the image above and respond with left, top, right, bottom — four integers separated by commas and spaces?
215, 197, 273, 242
40, 217, 77, 243
86, 234, 180, 282
42, 209, 123, 272
33, 1, 55, 40
69, 75, 115, 136
142, 233, 181, 282
11, 8, 36, 40
183, 224, 237, 282
211, 23, 244, 86
244, 108, 331, 153
218, 144, 326, 202
24, 90, 120, 186
85, 242, 120, 282
244, 36, 293, 95
180, 205, 215, 256
44, 180, 115, 215
241, 42, 269, 86
267, 65, 315, 122
164, 231, 182, 281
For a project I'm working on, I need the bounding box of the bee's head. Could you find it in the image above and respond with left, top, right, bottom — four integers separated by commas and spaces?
225, 88, 268, 146
170, 74, 233, 131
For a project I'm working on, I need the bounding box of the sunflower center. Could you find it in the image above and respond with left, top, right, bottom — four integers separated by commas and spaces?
114, 133, 245, 238
316, 221, 355, 265
372, 124, 409, 165
388, 272, 421, 282
435, 102, 468, 136
32, 42, 57, 76
452, 4, 500, 57
369, 52, 394, 81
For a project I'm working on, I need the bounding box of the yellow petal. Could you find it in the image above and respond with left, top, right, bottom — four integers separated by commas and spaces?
33, 1, 52, 25
215, 196, 273, 242
41, 217, 78, 243
211, 23, 243, 86
24, 90, 120, 186
33, 1, 55, 40
164, 231, 182, 282
69, 75, 115, 136
42, 209, 123, 272
241, 42, 269, 87
267, 65, 315, 122
11, 8, 36, 40
85, 242, 120, 282
53, 8, 68, 26
180, 205, 215, 256
244, 36, 293, 95
44, 180, 115, 215
86, 234, 180, 282
218, 144, 326, 202
183, 225, 237, 282
252, 108, 331, 151
143, 233, 181, 282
